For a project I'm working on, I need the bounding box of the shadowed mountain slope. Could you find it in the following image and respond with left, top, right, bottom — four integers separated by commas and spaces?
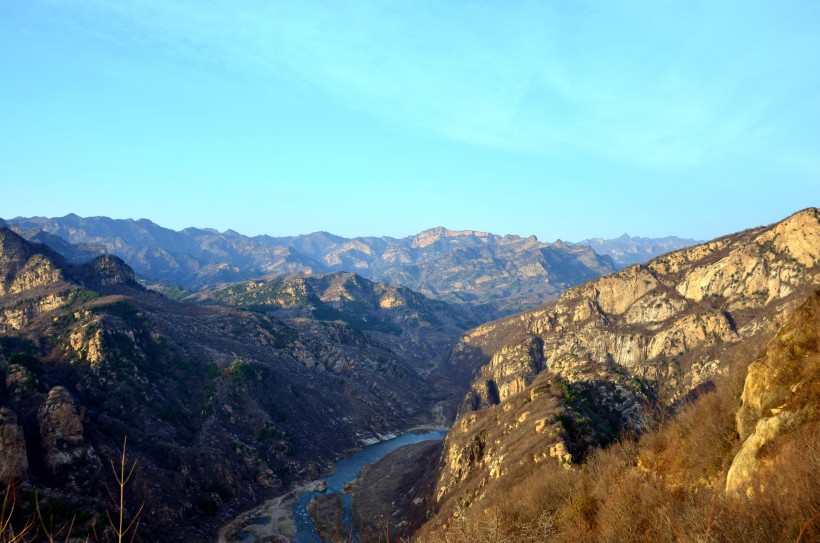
0, 228, 470, 541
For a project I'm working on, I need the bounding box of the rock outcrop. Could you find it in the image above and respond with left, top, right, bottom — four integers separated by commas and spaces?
37, 386, 100, 476
726, 290, 819, 493
0, 407, 28, 479
0, 228, 140, 332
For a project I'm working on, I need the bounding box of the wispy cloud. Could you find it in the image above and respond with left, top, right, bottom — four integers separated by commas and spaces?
43, 0, 820, 168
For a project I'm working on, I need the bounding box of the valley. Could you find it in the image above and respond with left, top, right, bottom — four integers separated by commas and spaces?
0, 210, 817, 542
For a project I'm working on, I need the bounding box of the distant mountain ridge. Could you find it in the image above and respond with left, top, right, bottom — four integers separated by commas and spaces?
0, 216, 590, 317
574, 233, 700, 267
4, 215, 690, 318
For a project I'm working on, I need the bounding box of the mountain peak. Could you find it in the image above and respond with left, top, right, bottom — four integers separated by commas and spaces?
411, 227, 489, 248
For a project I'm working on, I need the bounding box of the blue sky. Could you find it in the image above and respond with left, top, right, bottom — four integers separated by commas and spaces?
1, 1, 818, 241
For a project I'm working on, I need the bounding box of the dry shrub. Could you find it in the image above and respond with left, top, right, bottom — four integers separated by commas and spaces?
638, 390, 737, 488
594, 473, 676, 543
417, 387, 816, 543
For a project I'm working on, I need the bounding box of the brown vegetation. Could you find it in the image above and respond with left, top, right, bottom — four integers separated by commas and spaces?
417, 362, 820, 543
308, 493, 346, 543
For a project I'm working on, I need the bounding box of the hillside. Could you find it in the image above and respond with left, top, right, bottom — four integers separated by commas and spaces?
193, 271, 477, 378
5, 215, 623, 318
0, 228, 470, 541
421, 208, 820, 538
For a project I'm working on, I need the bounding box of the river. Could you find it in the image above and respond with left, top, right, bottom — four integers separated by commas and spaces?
228, 429, 447, 543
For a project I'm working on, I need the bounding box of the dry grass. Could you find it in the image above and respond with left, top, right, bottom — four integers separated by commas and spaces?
415, 385, 819, 543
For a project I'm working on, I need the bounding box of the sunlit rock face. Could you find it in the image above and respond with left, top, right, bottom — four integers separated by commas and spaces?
434, 208, 820, 513
726, 290, 820, 494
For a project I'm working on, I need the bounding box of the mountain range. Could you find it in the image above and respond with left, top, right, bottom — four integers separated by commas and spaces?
573, 233, 702, 267
1, 209, 816, 542
2, 215, 698, 319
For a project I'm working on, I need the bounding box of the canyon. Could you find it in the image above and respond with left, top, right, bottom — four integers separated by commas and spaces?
0, 210, 817, 542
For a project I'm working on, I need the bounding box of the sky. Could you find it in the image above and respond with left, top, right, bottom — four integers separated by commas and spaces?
1, 1, 818, 242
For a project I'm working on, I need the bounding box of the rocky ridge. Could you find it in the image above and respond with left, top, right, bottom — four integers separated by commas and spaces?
725, 290, 819, 494
193, 271, 477, 378
5, 216, 623, 318
430, 208, 820, 519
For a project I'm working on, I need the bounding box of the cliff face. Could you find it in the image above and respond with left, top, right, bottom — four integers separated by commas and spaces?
433, 208, 820, 515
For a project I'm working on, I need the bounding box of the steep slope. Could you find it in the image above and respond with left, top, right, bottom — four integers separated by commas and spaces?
429, 208, 820, 523
5, 216, 618, 318
414, 291, 819, 543
575, 233, 700, 267
726, 289, 820, 494
0, 229, 465, 541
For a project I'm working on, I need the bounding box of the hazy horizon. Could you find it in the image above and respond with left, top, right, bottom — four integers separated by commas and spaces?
3, 210, 709, 243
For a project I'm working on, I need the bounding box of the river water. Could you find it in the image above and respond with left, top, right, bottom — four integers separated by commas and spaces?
292, 430, 447, 542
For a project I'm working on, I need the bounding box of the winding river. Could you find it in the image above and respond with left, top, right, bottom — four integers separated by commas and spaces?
229, 429, 447, 543
292, 430, 447, 542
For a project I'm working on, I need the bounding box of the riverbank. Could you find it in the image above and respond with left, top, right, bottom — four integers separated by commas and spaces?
217, 489, 295, 543
218, 429, 449, 543
217, 481, 324, 543
353, 439, 444, 541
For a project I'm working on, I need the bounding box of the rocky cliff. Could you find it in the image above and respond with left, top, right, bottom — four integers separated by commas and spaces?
431, 208, 820, 520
